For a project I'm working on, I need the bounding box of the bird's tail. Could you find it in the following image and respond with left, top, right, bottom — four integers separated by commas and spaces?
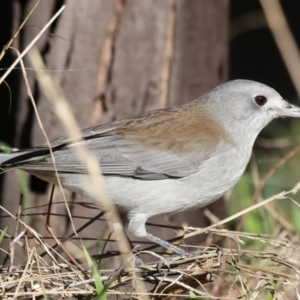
0, 153, 10, 165
0, 152, 27, 170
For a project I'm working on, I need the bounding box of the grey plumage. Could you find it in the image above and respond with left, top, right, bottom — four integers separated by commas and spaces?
1, 79, 300, 254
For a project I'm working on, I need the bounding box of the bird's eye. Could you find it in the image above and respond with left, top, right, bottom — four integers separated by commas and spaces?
254, 95, 267, 106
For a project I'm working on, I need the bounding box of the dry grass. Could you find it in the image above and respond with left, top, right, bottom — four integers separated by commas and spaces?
1, 202, 300, 299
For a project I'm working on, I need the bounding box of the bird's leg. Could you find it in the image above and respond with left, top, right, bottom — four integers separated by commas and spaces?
128, 215, 189, 255
122, 228, 144, 266
145, 232, 187, 255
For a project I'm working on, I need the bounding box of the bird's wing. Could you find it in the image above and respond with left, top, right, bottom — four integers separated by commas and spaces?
1, 106, 230, 180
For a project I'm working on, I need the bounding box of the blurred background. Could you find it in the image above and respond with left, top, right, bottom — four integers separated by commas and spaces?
0, 0, 300, 292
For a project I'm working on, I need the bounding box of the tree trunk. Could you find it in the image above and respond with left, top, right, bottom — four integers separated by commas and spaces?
0, 0, 229, 263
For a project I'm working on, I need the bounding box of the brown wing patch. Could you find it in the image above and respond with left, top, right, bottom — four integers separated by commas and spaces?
116, 102, 232, 154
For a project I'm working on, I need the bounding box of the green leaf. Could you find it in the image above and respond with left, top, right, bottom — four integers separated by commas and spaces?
81, 241, 107, 300
0, 141, 12, 153
189, 291, 197, 298
0, 141, 29, 208
0, 227, 8, 246
16, 169, 29, 205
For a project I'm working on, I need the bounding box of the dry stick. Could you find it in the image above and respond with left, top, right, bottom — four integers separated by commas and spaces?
8, 195, 23, 272
23, 230, 34, 294
27, 46, 132, 260
0, 5, 65, 85
157, 276, 212, 298
33, 247, 47, 299
100, 230, 116, 261
2, 81, 12, 114
236, 144, 300, 232
23, 201, 99, 211
5, 291, 226, 299
41, 193, 106, 257
0, 205, 58, 263
46, 224, 90, 277
13, 246, 36, 298
26, 47, 151, 297
252, 145, 300, 202
0, 231, 26, 266
45, 185, 90, 276
12, 47, 77, 235
45, 185, 56, 229
29, 45, 151, 300
183, 191, 289, 240
260, 0, 300, 97
0, 0, 41, 61
36, 238, 88, 284
0, 204, 82, 273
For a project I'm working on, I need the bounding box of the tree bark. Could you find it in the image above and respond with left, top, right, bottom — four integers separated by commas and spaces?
0, 0, 229, 263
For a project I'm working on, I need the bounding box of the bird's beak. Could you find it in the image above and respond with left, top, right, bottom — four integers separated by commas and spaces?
276, 102, 300, 118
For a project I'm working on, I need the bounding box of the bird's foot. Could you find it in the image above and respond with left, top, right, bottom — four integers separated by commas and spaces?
132, 253, 145, 267
156, 245, 221, 273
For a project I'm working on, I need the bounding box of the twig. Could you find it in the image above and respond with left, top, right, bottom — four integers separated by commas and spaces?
45, 185, 89, 276
12, 46, 78, 235
0, 0, 41, 61
260, 0, 300, 97
9, 195, 23, 272
236, 144, 300, 232
0, 5, 65, 85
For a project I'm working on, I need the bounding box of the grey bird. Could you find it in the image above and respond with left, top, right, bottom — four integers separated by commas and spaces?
1, 80, 300, 254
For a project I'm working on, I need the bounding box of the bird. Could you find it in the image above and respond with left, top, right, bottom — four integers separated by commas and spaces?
1, 79, 300, 255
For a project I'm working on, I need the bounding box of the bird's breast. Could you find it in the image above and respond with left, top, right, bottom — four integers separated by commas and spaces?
179, 141, 253, 207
